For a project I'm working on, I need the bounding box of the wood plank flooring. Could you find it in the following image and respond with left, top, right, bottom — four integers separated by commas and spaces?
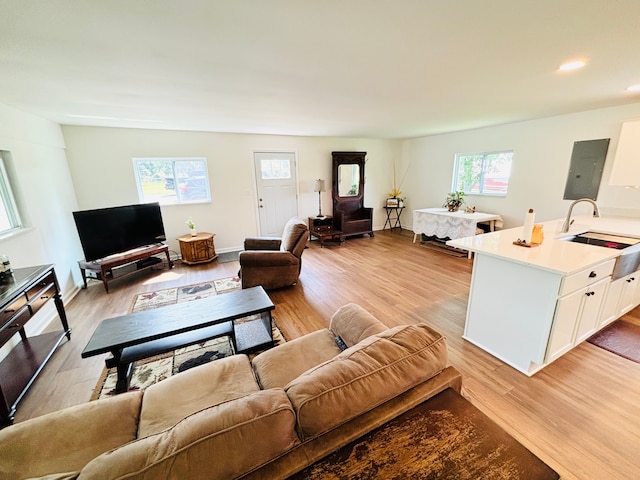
13, 230, 640, 479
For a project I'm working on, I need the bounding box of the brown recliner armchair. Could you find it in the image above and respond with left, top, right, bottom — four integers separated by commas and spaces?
239, 217, 309, 289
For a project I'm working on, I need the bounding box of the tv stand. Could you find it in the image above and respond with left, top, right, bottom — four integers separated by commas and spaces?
79, 244, 172, 293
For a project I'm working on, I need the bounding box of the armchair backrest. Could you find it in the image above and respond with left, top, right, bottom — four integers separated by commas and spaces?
280, 217, 309, 258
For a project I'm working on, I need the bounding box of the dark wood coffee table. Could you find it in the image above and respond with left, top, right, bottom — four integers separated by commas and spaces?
81, 286, 275, 393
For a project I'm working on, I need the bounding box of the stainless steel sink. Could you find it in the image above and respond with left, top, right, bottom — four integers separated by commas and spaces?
560, 231, 640, 279
563, 232, 640, 249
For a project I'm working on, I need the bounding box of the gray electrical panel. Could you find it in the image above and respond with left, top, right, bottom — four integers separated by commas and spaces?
563, 138, 610, 200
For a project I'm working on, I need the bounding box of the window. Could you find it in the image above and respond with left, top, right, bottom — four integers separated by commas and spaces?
452, 150, 513, 196
133, 158, 211, 205
0, 151, 22, 235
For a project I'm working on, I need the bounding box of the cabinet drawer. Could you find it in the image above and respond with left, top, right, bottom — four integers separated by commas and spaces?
0, 306, 30, 345
25, 272, 56, 301
0, 295, 28, 330
28, 284, 57, 316
559, 259, 615, 296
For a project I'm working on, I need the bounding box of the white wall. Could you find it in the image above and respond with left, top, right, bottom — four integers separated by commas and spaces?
401, 102, 640, 229
0, 104, 82, 293
0, 104, 83, 356
62, 126, 402, 254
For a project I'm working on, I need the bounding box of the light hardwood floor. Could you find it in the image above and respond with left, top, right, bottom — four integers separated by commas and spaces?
14, 230, 640, 479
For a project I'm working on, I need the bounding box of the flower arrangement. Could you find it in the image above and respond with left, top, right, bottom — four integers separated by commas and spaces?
443, 191, 465, 211
389, 187, 402, 198
186, 218, 196, 230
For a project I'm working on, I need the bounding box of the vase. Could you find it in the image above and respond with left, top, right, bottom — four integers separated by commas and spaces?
447, 205, 460, 212
190, 228, 197, 237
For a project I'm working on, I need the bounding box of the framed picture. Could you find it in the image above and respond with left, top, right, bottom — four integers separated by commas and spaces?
386, 198, 399, 207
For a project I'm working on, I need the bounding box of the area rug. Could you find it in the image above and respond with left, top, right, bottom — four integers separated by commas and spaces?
587, 319, 640, 363
130, 276, 242, 312
91, 277, 286, 399
289, 388, 559, 480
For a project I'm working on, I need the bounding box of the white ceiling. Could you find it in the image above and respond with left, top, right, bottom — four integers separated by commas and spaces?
2, 0, 640, 139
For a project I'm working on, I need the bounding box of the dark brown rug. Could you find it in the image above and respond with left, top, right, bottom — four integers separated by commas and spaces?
289, 388, 559, 480
587, 319, 640, 363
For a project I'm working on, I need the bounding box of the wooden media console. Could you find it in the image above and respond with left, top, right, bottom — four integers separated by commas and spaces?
78, 244, 173, 293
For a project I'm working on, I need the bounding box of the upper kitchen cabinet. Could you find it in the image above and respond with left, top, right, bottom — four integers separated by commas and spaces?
609, 119, 640, 187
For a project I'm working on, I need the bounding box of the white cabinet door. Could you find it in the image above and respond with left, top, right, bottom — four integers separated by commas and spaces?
547, 277, 609, 362
618, 273, 639, 316
546, 289, 583, 363
575, 277, 609, 344
600, 277, 625, 327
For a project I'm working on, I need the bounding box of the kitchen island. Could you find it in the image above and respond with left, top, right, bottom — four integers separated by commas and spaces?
447, 215, 640, 375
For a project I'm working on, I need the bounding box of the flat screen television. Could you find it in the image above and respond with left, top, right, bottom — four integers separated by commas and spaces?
73, 203, 167, 261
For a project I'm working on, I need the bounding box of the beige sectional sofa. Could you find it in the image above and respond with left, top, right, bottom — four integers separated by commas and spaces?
0, 303, 462, 480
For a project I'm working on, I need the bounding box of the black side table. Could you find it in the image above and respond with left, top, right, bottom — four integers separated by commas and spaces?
383, 206, 405, 231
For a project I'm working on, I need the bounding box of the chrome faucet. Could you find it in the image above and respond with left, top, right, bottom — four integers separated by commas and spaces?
561, 198, 600, 233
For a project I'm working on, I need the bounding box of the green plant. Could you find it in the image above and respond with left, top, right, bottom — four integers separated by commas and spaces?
186, 218, 195, 229
443, 191, 465, 210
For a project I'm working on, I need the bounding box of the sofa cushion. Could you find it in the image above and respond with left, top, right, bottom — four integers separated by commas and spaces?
138, 354, 259, 438
78, 389, 300, 480
328, 303, 387, 347
252, 329, 343, 389
0, 391, 142, 480
285, 324, 448, 441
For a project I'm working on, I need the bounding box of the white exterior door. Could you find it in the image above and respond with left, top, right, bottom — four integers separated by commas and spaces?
253, 152, 298, 237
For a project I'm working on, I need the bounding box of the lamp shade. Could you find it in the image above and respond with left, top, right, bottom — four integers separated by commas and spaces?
314, 179, 326, 192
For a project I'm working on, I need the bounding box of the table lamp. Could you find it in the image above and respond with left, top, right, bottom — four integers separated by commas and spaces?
315, 179, 326, 218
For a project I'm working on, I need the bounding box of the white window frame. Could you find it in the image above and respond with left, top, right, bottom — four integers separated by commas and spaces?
0, 151, 22, 236
452, 150, 513, 196
133, 157, 211, 205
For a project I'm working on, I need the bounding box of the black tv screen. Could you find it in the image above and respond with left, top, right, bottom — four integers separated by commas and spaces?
73, 203, 167, 261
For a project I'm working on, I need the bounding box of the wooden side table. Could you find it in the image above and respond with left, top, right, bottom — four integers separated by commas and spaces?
383, 206, 405, 231
308, 216, 343, 247
177, 232, 218, 265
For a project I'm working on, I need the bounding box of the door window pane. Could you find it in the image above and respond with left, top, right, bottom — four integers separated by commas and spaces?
260, 159, 291, 179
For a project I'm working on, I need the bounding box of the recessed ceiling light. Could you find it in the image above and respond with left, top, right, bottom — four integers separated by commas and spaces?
559, 60, 586, 71
626, 84, 640, 92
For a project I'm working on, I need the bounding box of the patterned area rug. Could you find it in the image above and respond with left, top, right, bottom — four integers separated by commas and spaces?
91, 277, 286, 400
587, 319, 640, 363
290, 388, 559, 480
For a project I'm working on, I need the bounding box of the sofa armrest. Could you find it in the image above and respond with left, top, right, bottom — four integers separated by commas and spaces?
244, 237, 281, 251
239, 251, 298, 268
0, 392, 142, 480
329, 303, 387, 347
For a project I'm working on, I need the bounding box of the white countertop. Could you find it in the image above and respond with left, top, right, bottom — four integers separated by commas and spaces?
447, 215, 640, 275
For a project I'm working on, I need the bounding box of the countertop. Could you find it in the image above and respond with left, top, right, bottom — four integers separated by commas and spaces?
446, 215, 640, 275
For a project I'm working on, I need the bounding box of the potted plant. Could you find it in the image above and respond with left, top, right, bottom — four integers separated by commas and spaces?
186, 218, 197, 236
443, 191, 465, 212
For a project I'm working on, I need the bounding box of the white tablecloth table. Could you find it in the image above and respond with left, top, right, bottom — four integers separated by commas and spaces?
413, 208, 503, 243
